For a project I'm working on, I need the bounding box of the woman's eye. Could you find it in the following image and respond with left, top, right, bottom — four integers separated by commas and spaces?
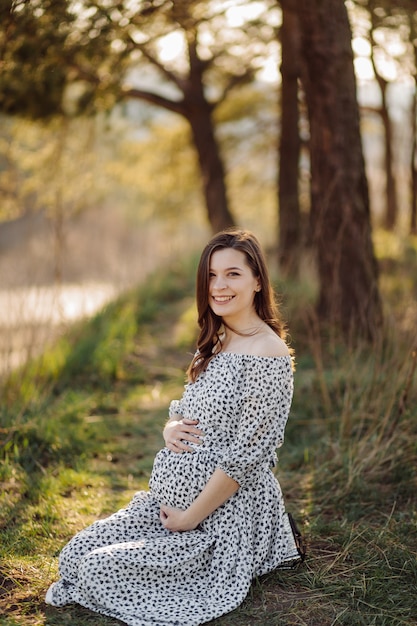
229, 272, 240, 277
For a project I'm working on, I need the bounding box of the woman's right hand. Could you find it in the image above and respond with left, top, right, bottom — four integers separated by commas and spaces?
163, 416, 204, 453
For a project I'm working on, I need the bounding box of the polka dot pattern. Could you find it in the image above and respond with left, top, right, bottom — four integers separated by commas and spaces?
49, 353, 300, 625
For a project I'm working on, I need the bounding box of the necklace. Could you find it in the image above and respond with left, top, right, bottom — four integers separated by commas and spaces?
225, 323, 263, 337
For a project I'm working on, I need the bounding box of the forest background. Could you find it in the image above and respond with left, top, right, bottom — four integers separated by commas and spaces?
0, 1, 417, 625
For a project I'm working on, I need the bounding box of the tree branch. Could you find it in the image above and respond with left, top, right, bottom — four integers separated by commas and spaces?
215, 70, 255, 107
121, 86, 186, 116
128, 36, 186, 93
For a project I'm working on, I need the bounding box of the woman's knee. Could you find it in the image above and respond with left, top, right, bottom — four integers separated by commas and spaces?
77, 546, 120, 598
58, 527, 101, 579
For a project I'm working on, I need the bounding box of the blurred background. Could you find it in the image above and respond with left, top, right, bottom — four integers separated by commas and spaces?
0, 0, 416, 375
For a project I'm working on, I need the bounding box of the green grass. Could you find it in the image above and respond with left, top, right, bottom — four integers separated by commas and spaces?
1, 241, 417, 625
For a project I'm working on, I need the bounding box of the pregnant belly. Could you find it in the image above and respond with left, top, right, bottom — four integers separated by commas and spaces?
149, 447, 219, 509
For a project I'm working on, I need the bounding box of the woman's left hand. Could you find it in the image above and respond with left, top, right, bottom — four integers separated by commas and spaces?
160, 505, 199, 532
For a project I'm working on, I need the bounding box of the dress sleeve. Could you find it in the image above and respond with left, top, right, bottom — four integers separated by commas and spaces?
218, 358, 293, 488
168, 399, 183, 418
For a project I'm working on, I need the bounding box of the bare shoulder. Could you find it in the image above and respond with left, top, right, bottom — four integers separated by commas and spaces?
252, 330, 290, 358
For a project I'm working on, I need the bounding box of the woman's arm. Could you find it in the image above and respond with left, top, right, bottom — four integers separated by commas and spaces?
160, 468, 239, 532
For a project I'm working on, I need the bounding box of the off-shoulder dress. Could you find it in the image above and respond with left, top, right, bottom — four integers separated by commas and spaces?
47, 352, 300, 626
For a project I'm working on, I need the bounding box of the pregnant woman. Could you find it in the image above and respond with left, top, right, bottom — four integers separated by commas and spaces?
45, 229, 303, 626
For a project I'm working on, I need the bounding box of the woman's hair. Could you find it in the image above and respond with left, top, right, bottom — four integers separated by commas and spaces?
187, 229, 287, 382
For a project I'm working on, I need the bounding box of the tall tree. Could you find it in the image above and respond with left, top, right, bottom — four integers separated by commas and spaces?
352, 0, 400, 231
352, 0, 417, 233
407, 6, 417, 235
122, 0, 236, 232
1, 0, 277, 233
293, 0, 383, 339
368, 7, 398, 231
410, 17, 417, 235
411, 79, 417, 235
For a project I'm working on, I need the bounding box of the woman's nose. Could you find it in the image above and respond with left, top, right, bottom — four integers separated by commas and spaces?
212, 275, 227, 290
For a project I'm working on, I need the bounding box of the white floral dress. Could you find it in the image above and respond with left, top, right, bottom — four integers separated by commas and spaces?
48, 353, 300, 626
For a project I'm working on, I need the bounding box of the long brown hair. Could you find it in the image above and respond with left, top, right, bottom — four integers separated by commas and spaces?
187, 229, 287, 382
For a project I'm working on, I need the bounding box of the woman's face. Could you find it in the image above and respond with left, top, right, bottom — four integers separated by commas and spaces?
208, 248, 260, 321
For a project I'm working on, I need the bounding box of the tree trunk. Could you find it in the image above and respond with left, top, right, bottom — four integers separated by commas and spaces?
379, 83, 397, 230
411, 84, 417, 235
410, 11, 417, 236
369, 15, 398, 231
184, 34, 235, 234
296, 0, 383, 340
186, 101, 235, 233
278, 3, 301, 277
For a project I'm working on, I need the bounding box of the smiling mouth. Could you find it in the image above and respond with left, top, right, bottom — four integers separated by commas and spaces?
212, 296, 234, 303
